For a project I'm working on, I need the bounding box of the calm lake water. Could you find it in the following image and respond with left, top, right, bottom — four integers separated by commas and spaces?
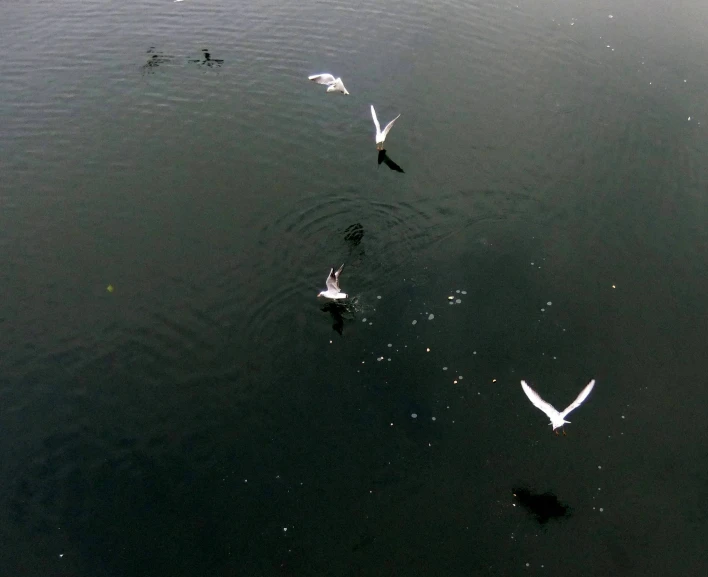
2, 1, 708, 575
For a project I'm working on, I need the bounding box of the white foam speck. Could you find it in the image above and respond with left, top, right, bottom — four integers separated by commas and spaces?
456, 290, 460, 293
461, 290, 467, 294
473, 351, 476, 354
443, 367, 448, 371
541, 308, 545, 312
608, 14, 613, 18
377, 295, 382, 299
547, 301, 552, 306
599, 507, 604, 512
412, 320, 417, 325
431, 416, 436, 421
411, 413, 417, 419
387, 343, 392, 347
455, 299, 461, 304
362, 318, 367, 322
428, 314, 435, 320
458, 376, 463, 380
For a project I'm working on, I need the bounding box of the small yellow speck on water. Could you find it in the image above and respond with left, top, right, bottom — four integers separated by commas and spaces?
612, 284, 616, 289
448, 296, 454, 300
492, 379, 497, 383
453, 380, 458, 384
106, 285, 114, 293
426, 348, 430, 352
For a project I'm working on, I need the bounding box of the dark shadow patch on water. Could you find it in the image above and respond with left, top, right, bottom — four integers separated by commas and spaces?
141, 46, 172, 74
377, 149, 405, 173
512, 487, 570, 524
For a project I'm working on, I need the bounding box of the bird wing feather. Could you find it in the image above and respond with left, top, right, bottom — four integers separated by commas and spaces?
521, 381, 560, 420
560, 380, 595, 418
325, 267, 340, 292
370, 105, 381, 135
309, 73, 336, 85
381, 114, 401, 139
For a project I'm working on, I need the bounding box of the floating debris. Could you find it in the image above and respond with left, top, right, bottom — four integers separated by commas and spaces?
448, 296, 454, 300
411, 413, 418, 419
547, 301, 552, 306
377, 295, 382, 299
455, 299, 461, 304
428, 313, 435, 320
443, 367, 448, 371
387, 343, 392, 347
106, 284, 114, 293
362, 318, 367, 322
456, 290, 460, 293
426, 348, 430, 352
412, 320, 417, 325
461, 290, 467, 295
431, 416, 436, 421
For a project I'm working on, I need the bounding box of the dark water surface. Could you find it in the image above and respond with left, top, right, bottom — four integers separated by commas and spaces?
2, 0, 708, 575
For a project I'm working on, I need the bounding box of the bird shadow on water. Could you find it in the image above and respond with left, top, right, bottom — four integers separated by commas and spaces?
189, 48, 224, 69
377, 149, 405, 173
141, 46, 173, 74
320, 301, 354, 335
512, 487, 571, 524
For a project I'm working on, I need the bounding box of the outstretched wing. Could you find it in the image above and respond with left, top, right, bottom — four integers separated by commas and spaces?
381, 114, 401, 140
325, 267, 341, 292
521, 381, 560, 420
309, 73, 336, 85
333, 263, 344, 283
560, 380, 595, 418
370, 105, 381, 134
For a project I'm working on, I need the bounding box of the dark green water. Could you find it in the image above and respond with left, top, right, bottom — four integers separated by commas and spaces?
2, 1, 708, 575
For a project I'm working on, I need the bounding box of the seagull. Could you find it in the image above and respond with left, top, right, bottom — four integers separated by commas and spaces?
520, 379, 595, 435
317, 264, 348, 299
308, 74, 349, 95
371, 105, 400, 150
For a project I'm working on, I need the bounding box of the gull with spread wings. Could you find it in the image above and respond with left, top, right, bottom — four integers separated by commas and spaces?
308, 73, 349, 94
317, 264, 348, 299
371, 105, 400, 150
520, 379, 596, 435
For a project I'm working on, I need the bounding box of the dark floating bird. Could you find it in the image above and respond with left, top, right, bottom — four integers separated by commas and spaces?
512, 488, 570, 524
377, 149, 404, 173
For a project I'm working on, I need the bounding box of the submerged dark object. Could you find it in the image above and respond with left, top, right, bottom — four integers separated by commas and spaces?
344, 223, 364, 246
512, 487, 570, 524
377, 149, 405, 173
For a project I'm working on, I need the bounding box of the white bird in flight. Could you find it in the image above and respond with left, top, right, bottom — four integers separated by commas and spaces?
520, 379, 596, 434
308, 73, 349, 95
371, 105, 400, 150
317, 264, 348, 299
